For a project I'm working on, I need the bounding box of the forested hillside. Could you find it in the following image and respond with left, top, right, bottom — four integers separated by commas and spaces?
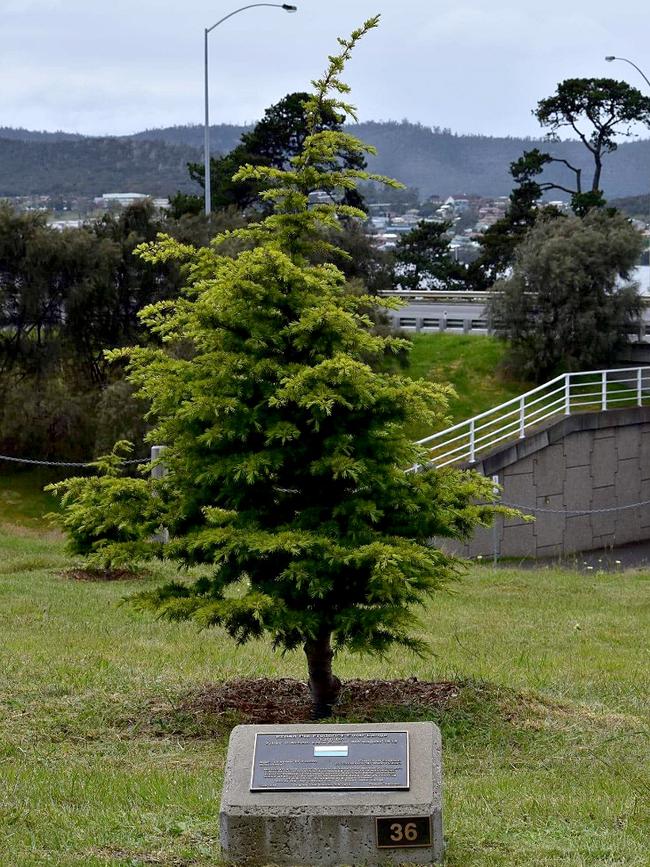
0, 136, 199, 197
0, 127, 84, 142
610, 193, 650, 219
354, 122, 650, 199
1, 120, 648, 199
131, 123, 245, 154
125, 120, 650, 199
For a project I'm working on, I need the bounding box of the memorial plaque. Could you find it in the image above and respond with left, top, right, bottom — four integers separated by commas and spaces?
221, 723, 444, 864
250, 730, 409, 791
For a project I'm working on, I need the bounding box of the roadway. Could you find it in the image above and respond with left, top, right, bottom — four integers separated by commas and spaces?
381, 265, 650, 332
384, 298, 650, 337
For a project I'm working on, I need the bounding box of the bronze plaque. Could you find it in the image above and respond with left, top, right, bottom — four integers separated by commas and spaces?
250, 730, 409, 791
376, 816, 432, 849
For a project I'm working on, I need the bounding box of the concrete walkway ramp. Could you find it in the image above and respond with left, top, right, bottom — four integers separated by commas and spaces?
421, 368, 650, 558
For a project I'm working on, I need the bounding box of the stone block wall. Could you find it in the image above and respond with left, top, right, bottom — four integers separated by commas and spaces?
442, 407, 650, 559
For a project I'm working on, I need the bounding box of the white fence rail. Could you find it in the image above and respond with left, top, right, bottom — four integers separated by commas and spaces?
418, 366, 650, 467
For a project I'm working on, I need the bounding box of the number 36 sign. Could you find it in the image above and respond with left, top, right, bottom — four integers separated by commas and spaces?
375, 816, 432, 848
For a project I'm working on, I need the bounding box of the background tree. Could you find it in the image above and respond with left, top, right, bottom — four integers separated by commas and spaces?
393, 219, 466, 290
51, 19, 498, 719
467, 79, 650, 289
178, 91, 367, 214
530, 78, 650, 214
0, 201, 189, 459
468, 150, 561, 288
488, 210, 643, 381
328, 220, 393, 295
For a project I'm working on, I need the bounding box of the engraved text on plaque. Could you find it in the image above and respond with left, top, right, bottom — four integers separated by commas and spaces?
250, 730, 409, 791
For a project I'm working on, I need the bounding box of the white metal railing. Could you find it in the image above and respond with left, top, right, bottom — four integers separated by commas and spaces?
417, 367, 650, 467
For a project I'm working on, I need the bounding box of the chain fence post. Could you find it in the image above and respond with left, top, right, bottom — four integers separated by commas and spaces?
492, 474, 500, 566
150, 445, 169, 545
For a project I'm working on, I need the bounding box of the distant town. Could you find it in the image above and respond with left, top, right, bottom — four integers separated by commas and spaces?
8, 188, 649, 277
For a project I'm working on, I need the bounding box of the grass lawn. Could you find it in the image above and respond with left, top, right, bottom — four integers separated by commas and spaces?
0, 342, 647, 865
403, 334, 532, 433
1, 521, 648, 866
0, 469, 61, 529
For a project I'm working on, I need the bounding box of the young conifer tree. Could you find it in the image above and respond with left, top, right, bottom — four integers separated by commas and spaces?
51, 18, 497, 717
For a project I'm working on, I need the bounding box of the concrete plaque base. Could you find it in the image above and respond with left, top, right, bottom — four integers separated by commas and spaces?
220, 722, 443, 866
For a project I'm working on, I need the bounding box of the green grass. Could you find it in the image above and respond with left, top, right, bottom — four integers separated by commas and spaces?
404, 334, 532, 429
1, 528, 648, 866
0, 468, 61, 530
0, 340, 648, 864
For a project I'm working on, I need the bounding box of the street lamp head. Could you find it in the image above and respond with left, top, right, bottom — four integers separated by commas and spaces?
282, 4, 298, 11
602, 54, 650, 89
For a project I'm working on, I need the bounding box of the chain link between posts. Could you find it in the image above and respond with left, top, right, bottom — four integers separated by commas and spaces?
1, 454, 649, 515
500, 499, 650, 516
0, 454, 148, 468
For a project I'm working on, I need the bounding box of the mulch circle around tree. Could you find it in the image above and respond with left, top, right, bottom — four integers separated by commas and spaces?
180, 677, 462, 724
63, 567, 149, 582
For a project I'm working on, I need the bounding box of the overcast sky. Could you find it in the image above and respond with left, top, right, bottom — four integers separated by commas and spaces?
1, 0, 648, 138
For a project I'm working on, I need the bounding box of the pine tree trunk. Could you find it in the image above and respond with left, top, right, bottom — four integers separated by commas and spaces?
592, 154, 602, 194
305, 630, 341, 719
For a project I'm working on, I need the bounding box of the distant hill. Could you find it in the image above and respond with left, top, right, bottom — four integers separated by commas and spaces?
0, 121, 648, 200
131, 123, 246, 154
610, 193, 650, 220
351, 122, 650, 200
0, 137, 200, 197
129, 121, 650, 200
0, 126, 85, 143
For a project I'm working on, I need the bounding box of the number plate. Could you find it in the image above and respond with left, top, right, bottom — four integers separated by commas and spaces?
375, 816, 432, 849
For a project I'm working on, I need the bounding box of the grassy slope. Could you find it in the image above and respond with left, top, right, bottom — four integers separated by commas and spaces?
1, 529, 648, 866
0, 469, 60, 529
404, 334, 531, 434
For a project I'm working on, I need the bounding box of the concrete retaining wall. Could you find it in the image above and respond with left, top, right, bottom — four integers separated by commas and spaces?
445, 407, 650, 559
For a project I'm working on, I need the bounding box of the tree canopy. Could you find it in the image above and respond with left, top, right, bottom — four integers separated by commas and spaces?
0, 201, 222, 460
488, 209, 644, 381
468, 150, 562, 287
177, 91, 367, 215
392, 219, 465, 291
468, 77, 650, 287
50, 18, 498, 718
532, 78, 650, 213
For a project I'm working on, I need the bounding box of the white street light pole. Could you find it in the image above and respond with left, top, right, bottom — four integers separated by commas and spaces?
605, 55, 650, 89
204, 3, 297, 216
606, 56, 650, 266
